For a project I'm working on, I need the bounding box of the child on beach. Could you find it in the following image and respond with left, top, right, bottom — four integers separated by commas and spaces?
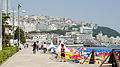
60, 44, 66, 62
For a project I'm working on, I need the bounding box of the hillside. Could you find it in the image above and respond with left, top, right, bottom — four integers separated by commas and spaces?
28, 26, 120, 38
29, 29, 70, 35
93, 26, 120, 37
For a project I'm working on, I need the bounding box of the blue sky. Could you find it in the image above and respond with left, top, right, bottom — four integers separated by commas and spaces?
10, 0, 120, 32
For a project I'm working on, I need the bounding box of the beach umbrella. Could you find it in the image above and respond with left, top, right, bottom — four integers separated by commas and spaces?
115, 50, 120, 52
70, 49, 79, 52
97, 53, 105, 56
94, 49, 106, 52
77, 50, 83, 52
77, 56, 84, 60
87, 48, 93, 50
83, 50, 92, 52
71, 54, 83, 60
79, 48, 87, 50
104, 53, 110, 56
77, 47, 82, 50
48, 47, 56, 51
70, 49, 74, 52
47, 41, 56, 50
106, 50, 112, 52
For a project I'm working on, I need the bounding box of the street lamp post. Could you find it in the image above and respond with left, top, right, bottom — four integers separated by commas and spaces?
12, 9, 16, 46
18, 4, 22, 47
0, 0, 2, 50
6, 0, 8, 14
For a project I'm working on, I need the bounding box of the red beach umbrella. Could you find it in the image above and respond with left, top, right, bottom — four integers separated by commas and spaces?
71, 54, 83, 60
104, 53, 110, 56
98, 53, 105, 56
80, 48, 87, 50
70, 49, 74, 52
70, 49, 79, 52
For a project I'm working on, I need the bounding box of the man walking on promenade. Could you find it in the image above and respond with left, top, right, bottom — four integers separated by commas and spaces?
60, 44, 66, 62
36, 41, 39, 51
33, 42, 37, 54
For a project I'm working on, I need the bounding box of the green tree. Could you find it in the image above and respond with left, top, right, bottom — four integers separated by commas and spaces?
93, 26, 120, 37
2, 13, 11, 46
29, 29, 71, 35
14, 27, 26, 44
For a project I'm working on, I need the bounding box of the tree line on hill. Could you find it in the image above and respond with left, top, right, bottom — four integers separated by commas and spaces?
29, 25, 120, 38
93, 26, 120, 37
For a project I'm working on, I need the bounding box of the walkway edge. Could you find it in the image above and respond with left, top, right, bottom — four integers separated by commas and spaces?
0, 50, 22, 67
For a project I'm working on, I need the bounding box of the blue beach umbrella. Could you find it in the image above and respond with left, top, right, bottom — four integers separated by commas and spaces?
48, 47, 56, 50
83, 50, 92, 52
77, 50, 83, 52
115, 50, 120, 52
77, 47, 82, 50
94, 49, 105, 52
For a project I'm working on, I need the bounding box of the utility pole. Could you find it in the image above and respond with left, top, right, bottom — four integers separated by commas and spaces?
18, 4, 22, 47
0, 0, 2, 50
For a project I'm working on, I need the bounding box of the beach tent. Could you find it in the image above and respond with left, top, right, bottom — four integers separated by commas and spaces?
47, 42, 56, 50
56, 41, 70, 53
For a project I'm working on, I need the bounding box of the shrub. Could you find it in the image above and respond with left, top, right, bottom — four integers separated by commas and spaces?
0, 51, 4, 64
0, 47, 19, 65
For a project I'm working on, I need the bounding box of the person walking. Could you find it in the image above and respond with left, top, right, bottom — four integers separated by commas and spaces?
36, 41, 39, 51
33, 42, 37, 54
60, 44, 66, 62
43, 42, 47, 53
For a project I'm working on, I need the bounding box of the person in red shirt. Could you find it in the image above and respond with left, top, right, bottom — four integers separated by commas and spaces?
60, 44, 66, 62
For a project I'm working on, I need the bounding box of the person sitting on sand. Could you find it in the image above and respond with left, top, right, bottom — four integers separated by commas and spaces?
60, 44, 66, 62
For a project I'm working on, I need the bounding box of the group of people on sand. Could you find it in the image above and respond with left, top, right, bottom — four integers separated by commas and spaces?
32, 41, 66, 62
32, 41, 47, 54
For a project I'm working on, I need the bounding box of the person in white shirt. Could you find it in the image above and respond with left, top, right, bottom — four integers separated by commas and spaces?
43, 42, 47, 53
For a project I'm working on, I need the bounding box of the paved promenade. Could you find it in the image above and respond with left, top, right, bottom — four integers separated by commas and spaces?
1, 47, 106, 67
